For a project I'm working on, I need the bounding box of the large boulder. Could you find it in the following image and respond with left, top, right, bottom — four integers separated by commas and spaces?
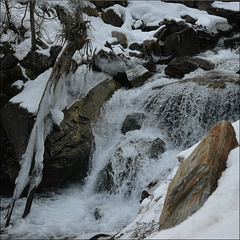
165, 56, 215, 78
1, 78, 121, 188
164, 27, 200, 57
159, 121, 238, 230
42, 78, 121, 187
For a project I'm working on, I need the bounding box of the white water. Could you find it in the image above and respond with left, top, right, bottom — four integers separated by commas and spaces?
1, 49, 239, 239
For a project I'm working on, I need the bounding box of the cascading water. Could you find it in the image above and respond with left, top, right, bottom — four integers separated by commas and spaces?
1, 50, 239, 239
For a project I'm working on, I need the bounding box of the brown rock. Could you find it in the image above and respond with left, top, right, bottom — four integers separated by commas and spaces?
159, 121, 238, 230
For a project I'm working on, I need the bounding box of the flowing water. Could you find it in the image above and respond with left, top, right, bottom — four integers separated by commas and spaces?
0, 49, 239, 239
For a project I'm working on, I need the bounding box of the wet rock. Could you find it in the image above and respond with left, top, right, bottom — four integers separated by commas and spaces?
121, 113, 145, 134
1, 79, 121, 188
164, 27, 200, 57
159, 121, 238, 230
102, 8, 123, 27
95, 137, 166, 195
148, 138, 166, 159
165, 56, 215, 78
143, 61, 156, 73
113, 72, 132, 88
224, 35, 240, 49
126, 65, 153, 87
215, 22, 234, 37
196, 30, 220, 50
43, 78, 122, 187
94, 208, 101, 220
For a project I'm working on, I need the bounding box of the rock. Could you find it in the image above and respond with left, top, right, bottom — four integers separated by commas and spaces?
102, 8, 123, 27
0, 53, 19, 70
210, 4, 240, 28
129, 42, 142, 51
181, 15, 197, 24
215, 22, 234, 37
165, 56, 215, 78
113, 72, 132, 88
143, 40, 163, 58
165, 60, 198, 78
82, 5, 99, 17
1, 103, 35, 162
95, 137, 166, 195
196, 30, 220, 50
91, 1, 127, 9
112, 31, 127, 48
159, 121, 238, 230
148, 138, 166, 159
43, 78, 122, 187
126, 65, 153, 87
140, 190, 150, 203
164, 27, 200, 57
121, 113, 145, 134
21, 51, 52, 79
1, 79, 121, 188
0, 65, 24, 99
93, 50, 127, 75
224, 35, 240, 49
143, 61, 156, 73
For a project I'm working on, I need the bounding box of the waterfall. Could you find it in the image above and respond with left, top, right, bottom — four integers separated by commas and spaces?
1, 58, 239, 239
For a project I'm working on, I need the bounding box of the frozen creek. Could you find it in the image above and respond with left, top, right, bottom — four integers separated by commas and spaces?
0, 48, 239, 239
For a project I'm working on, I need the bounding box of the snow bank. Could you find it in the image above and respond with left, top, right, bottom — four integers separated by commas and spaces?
212, 1, 240, 11
10, 69, 52, 113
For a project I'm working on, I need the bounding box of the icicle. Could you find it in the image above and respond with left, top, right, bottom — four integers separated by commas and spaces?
5, 43, 73, 227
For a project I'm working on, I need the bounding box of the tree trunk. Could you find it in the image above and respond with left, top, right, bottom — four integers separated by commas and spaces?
30, 1, 37, 51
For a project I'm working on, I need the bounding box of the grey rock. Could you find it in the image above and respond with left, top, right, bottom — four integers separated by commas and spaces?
121, 113, 145, 134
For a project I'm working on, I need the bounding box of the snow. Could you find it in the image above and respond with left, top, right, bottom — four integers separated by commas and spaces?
212, 1, 240, 12
10, 69, 52, 114
1, 0, 240, 239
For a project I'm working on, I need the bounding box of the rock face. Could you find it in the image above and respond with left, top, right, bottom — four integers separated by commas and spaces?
159, 121, 238, 230
1, 79, 121, 188
42, 78, 121, 187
